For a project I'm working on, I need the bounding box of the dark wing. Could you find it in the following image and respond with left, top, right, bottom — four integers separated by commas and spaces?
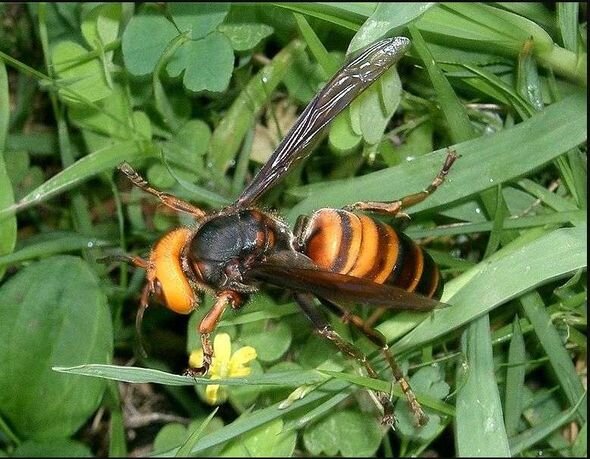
235, 37, 411, 208
246, 251, 443, 311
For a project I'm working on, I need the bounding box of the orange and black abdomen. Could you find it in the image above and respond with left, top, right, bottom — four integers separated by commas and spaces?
301, 209, 443, 299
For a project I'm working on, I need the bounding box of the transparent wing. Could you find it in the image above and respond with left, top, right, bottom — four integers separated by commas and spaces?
235, 37, 410, 207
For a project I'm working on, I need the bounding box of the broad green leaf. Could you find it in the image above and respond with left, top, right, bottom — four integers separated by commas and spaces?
160, 119, 211, 179
68, 84, 150, 141
357, 66, 401, 145
220, 418, 296, 457
0, 256, 112, 440
81, 3, 122, 51
380, 63, 402, 114
0, 61, 16, 280
51, 41, 112, 103
303, 409, 382, 456
395, 366, 450, 441
167, 32, 234, 93
218, 23, 273, 51
169, 3, 230, 40
240, 320, 292, 363
4, 150, 31, 186
26, 3, 81, 44
155, 424, 190, 453
208, 39, 306, 173
455, 315, 510, 456
328, 109, 362, 154
348, 2, 435, 53
12, 439, 92, 457
122, 10, 178, 76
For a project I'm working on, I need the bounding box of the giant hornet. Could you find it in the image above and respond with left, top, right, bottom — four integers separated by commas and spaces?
114, 37, 457, 426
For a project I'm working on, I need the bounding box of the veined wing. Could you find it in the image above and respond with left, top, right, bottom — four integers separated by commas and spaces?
235, 37, 411, 207
246, 250, 443, 311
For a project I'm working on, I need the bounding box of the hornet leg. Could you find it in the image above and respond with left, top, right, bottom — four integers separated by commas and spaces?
118, 162, 206, 218
346, 149, 458, 217
321, 299, 429, 427
184, 290, 244, 376
294, 293, 396, 425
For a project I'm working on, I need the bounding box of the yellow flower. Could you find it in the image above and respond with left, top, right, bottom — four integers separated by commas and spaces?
188, 333, 257, 405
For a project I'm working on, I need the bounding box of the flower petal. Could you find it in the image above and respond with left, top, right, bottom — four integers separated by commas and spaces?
205, 384, 220, 404
230, 346, 257, 366
188, 349, 204, 368
229, 366, 252, 378
228, 346, 257, 377
213, 333, 232, 363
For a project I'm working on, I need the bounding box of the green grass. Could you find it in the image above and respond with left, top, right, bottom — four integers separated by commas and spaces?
0, 3, 587, 457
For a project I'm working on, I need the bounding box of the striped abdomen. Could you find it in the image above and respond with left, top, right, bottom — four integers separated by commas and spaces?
301, 209, 443, 299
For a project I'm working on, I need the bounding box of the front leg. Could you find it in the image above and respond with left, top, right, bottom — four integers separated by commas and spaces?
222, 259, 259, 294
184, 290, 244, 376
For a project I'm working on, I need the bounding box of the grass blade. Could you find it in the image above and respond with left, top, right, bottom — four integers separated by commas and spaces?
53, 364, 327, 387
408, 24, 474, 144
0, 139, 150, 221
0, 61, 17, 280
520, 291, 587, 423
557, 2, 579, 53
208, 40, 306, 173
504, 315, 526, 437
391, 224, 587, 353
455, 315, 510, 456
509, 392, 587, 455
288, 92, 586, 221
176, 407, 219, 457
